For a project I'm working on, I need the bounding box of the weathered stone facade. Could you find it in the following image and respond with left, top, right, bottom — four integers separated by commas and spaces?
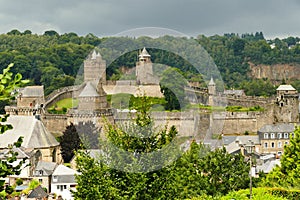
84, 50, 106, 84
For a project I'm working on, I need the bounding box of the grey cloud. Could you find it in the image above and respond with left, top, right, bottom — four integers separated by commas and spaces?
0, 0, 300, 38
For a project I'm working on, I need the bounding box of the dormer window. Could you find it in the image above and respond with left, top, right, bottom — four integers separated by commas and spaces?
278, 133, 282, 139
53, 175, 58, 182
284, 133, 289, 139
271, 133, 275, 139
264, 133, 269, 139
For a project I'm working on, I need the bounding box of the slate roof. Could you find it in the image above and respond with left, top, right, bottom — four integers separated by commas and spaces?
0, 116, 59, 149
276, 85, 296, 91
208, 77, 215, 86
256, 159, 281, 173
139, 47, 151, 58
35, 161, 58, 176
27, 185, 48, 199
223, 135, 260, 146
79, 82, 100, 97
20, 86, 44, 97
225, 141, 241, 154
52, 165, 79, 184
258, 123, 295, 133
0, 147, 32, 159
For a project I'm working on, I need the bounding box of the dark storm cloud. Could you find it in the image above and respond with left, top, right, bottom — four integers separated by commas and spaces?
0, 0, 300, 38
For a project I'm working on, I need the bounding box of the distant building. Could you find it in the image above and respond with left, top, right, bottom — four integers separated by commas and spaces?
0, 115, 61, 163
136, 47, 159, 85
274, 84, 299, 123
33, 161, 58, 193
51, 164, 79, 200
208, 77, 216, 106
258, 123, 295, 155
223, 135, 261, 155
6, 85, 45, 116
224, 89, 245, 97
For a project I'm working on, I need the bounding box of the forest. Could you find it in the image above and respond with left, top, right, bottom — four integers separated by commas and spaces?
0, 29, 299, 96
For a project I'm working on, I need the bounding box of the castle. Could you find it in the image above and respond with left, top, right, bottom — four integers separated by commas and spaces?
4, 48, 300, 156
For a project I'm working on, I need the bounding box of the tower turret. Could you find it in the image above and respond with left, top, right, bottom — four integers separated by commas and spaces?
84, 49, 106, 84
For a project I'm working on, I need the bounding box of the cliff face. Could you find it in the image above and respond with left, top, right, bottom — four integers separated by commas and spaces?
249, 62, 300, 81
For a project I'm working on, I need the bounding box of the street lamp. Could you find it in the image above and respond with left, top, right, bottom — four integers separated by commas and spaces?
245, 139, 255, 199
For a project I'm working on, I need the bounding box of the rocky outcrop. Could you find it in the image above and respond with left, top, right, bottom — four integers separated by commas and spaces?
249, 62, 300, 81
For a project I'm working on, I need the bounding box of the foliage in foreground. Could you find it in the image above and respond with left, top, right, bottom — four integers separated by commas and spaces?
73, 96, 250, 199
0, 64, 28, 197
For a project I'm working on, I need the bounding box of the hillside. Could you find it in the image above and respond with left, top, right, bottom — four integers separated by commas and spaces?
0, 30, 299, 96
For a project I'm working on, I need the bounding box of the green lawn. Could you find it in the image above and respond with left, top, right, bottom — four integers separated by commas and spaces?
48, 98, 78, 114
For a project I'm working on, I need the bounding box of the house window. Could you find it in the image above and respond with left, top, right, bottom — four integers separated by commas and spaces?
271, 142, 275, 148
284, 133, 289, 139
264, 133, 269, 139
291, 133, 295, 138
39, 170, 43, 176
271, 133, 275, 139
278, 151, 282, 155
60, 185, 63, 191
278, 142, 282, 148
264, 142, 268, 148
278, 133, 282, 139
64, 185, 67, 189
53, 176, 58, 182
57, 185, 59, 190
285, 141, 289, 145
39, 179, 42, 183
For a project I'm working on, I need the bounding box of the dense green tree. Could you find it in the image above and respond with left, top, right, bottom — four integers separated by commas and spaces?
74, 96, 250, 199
160, 67, 188, 110
59, 123, 82, 163
76, 121, 100, 149
60, 121, 101, 162
43, 30, 59, 37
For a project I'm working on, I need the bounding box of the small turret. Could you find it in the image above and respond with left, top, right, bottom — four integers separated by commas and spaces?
138, 47, 151, 63
208, 77, 216, 96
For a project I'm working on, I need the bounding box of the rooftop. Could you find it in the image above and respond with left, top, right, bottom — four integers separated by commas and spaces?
276, 85, 296, 91
19, 86, 44, 97
0, 115, 59, 149
258, 123, 295, 133
79, 82, 100, 97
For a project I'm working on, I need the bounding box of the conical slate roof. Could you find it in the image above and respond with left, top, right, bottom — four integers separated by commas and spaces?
139, 47, 151, 58
0, 116, 59, 148
79, 82, 100, 97
208, 77, 215, 86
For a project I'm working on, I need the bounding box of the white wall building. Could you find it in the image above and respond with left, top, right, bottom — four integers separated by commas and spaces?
51, 165, 79, 200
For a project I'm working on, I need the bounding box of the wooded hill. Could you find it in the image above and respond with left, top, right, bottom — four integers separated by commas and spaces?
0, 30, 299, 96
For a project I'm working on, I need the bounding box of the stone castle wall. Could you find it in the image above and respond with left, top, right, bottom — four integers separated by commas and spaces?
213, 111, 273, 135
44, 84, 85, 109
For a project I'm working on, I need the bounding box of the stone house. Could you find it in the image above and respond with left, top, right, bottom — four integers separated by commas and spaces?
258, 123, 295, 155
0, 115, 62, 163
33, 161, 58, 193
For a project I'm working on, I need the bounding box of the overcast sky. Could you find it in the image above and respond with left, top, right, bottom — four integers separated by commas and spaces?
0, 0, 300, 39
